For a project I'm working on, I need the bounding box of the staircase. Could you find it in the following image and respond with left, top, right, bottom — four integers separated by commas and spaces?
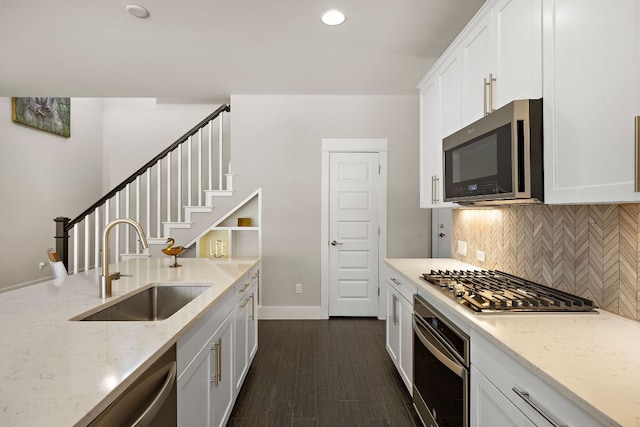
55, 104, 251, 274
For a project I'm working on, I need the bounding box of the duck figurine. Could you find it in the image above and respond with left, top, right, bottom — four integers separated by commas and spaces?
162, 237, 185, 268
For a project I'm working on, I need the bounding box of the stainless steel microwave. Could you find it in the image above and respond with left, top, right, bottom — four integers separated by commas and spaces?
443, 98, 543, 205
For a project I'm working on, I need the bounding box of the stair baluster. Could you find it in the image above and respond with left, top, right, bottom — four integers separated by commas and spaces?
54, 105, 231, 272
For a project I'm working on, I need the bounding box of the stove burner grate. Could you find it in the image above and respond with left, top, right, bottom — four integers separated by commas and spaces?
421, 269, 597, 313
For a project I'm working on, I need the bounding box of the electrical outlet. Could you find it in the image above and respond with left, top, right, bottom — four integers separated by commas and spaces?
296, 283, 303, 294
39, 262, 46, 271
457, 240, 467, 256
476, 250, 486, 262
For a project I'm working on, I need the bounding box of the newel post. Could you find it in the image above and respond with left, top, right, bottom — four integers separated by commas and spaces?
54, 217, 70, 270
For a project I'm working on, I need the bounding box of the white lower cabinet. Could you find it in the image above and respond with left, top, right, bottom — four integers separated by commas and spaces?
471, 333, 601, 427
178, 314, 234, 427
385, 286, 400, 366
234, 280, 257, 394
471, 366, 535, 427
176, 265, 260, 427
385, 267, 416, 395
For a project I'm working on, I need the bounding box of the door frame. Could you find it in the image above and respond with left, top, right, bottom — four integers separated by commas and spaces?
320, 138, 388, 319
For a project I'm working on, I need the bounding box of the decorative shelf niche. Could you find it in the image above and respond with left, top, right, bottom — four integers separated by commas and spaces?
196, 189, 261, 259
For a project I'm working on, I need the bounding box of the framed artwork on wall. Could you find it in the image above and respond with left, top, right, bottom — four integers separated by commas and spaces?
12, 97, 71, 138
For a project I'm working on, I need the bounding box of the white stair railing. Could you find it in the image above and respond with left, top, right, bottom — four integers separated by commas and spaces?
54, 105, 231, 274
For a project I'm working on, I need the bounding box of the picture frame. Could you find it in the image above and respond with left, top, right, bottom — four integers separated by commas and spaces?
12, 97, 71, 138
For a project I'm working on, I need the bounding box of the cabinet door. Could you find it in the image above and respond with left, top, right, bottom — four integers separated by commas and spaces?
439, 52, 463, 139
419, 77, 441, 208
385, 286, 400, 366
247, 290, 258, 361
470, 366, 535, 427
233, 296, 249, 394
544, 0, 640, 203
419, 60, 460, 208
211, 317, 234, 427
177, 342, 213, 427
461, 12, 493, 124
492, 0, 542, 109
397, 294, 413, 394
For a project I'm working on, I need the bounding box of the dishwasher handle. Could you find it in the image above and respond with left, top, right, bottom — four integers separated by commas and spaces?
132, 361, 177, 427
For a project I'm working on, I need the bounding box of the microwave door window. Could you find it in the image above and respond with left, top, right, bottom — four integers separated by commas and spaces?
452, 134, 498, 183
444, 123, 513, 200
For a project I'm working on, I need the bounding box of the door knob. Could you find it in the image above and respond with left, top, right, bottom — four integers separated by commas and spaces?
439, 233, 446, 238
331, 240, 343, 246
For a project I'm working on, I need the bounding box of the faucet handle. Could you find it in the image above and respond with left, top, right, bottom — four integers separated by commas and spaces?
109, 272, 132, 281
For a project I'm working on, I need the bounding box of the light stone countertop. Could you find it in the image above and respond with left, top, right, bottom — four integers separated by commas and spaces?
386, 258, 640, 427
0, 257, 259, 427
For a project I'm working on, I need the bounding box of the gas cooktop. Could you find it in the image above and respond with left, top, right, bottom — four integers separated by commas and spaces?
421, 269, 597, 314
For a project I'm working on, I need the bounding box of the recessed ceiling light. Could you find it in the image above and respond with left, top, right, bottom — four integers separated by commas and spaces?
322, 9, 346, 26
126, 4, 150, 19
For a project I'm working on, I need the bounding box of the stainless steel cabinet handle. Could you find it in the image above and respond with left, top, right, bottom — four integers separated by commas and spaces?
391, 295, 396, 324
432, 175, 440, 204
241, 297, 251, 308
211, 339, 222, 386
210, 344, 218, 386
512, 387, 568, 427
216, 339, 222, 384
239, 283, 250, 293
331, 240, 343, 246
392, 295, 399, 325
131, 361, 177, 427
439, 232, 446, 238
635, 116, 640, 192
250, 294, 255, 321
488, 73, 496, 113
484, 76, 491, 116
251, 272, 259, 280
390, 277, 401, 286
431, 175, 436, 204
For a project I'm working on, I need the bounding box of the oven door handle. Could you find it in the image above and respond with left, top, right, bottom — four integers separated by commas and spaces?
413, 316, 465, 378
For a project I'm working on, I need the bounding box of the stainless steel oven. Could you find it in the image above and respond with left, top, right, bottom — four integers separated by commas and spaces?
413, 294, 469, 427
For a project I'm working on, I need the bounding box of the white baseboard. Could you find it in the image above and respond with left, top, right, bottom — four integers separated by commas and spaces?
258, 305, 322, 319
0, 276, 53, 293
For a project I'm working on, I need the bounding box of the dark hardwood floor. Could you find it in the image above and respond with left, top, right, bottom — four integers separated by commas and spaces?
228, 318, 422, 427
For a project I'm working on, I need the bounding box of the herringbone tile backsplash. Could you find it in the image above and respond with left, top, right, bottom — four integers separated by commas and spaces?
452, 205, 640, 321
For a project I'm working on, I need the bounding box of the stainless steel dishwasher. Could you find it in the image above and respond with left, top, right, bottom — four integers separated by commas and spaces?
89, 345, 177, 427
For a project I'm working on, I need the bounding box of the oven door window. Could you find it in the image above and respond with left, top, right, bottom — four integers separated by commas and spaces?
444, 123, 512, 200
414, 317, 467, 427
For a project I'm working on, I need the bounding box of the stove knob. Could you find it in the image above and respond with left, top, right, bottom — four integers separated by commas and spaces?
454, 284, 465, 298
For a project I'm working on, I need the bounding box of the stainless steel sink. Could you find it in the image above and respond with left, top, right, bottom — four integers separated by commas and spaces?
74, 283, 213, 321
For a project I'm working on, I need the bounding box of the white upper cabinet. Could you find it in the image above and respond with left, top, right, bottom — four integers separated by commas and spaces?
492, 0, 542, 109
543, 0, 640, 204
419, 52, 461, 208
419, 77, 441, 208
461, 0, 542, 124
439, 53, 464, 139
461, 12, 493, 124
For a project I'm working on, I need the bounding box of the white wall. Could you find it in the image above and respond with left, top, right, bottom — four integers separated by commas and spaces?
230, 95, 430, 309
0, 98, 104, 290
0, 95, 429, 306
102, 99, 222, 190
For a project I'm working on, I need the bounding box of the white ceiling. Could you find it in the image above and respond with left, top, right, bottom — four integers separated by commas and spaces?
0, 0, 486, 98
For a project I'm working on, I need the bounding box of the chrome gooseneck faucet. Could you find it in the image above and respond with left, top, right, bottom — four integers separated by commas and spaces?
100, 218, 149, 299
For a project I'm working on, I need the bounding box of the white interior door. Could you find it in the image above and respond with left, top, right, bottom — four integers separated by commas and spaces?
329, 152, 380, 316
